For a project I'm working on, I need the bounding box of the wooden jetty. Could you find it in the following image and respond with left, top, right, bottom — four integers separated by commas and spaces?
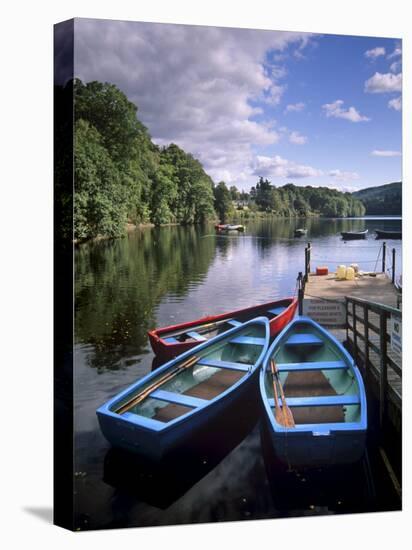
298, 242, 402, 498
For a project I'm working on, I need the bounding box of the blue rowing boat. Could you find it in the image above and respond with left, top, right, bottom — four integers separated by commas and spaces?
97, 317, 270, 460
259, 316, 367, 468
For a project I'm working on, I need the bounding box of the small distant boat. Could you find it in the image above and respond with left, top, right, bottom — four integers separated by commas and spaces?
148, 297, 298, 361
215, 224, 245, 232
294, 228, 307, 237
375, 229, 402, 240
97, 317, 270, 459
340, 229, 368, 240
259, 316, 367, 468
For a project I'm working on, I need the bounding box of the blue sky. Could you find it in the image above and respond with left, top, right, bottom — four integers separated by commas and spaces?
75, 20, 402, 191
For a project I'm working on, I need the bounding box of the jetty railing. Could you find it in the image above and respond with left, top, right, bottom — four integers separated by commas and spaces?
345, 296, 401, 428
304, 242, 312, 283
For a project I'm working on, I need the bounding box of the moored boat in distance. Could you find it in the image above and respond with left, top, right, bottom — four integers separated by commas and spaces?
97, 317, 270, 460
375, 229, 402, 239
294, 228, 307, 237
148, 297, 298, 361
259, 316, 367, 468
215, 223, 245, 232
340, 229, 368, 240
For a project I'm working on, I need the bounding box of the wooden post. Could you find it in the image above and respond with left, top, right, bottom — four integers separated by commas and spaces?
304, 246, 308, 282
353, 301, 357, 358
345, 297, 349, 344
364, 304, 369, 384
298, 272, 303, 315
382, 241, 386, 274
379, 312, 388, 428
307, 242, 311, 277
392, 248, 396, 284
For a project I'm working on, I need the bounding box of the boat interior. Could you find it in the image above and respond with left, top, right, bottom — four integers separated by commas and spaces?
264, 321, 362, 426
115, 324, 267, 424
162, 302, 290, 344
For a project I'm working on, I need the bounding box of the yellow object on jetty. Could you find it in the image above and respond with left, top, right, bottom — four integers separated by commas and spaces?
336, 265, 347, 280
345, 266, 355, 280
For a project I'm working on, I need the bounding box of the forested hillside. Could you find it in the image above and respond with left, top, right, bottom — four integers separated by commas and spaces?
74, 80, 215, 240
352, 182, 401, 215
67, 80, 367, 241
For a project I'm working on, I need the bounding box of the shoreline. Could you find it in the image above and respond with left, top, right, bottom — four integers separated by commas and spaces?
74, 214, 401, 246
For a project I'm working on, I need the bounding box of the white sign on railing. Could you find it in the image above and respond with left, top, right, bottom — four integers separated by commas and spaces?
302, 299, 346, 327
390, 315, 402, 355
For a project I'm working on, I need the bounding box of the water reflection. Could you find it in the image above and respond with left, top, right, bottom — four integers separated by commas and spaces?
75, 226, 216, 371
74, 216, 402, 529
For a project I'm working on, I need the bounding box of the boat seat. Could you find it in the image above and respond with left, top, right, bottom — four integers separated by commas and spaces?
267, 306, 287, 316
150, 389, 208, 408
276, 360, 347, 372
227, 319, 242, 327
230, 335, 266, 346
268, 395, 360, 408
197, 357, 250, 372
284, 333, 324, 347
164, 337, 179, 344
186, 331, 207, 342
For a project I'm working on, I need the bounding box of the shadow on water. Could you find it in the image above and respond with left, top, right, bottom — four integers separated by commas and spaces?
260, 421, 401, 516
102, 389, 262, 511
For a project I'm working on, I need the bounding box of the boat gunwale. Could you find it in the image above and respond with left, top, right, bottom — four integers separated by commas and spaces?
259, 315, 367, 435
97, 316, 270, 434
148, 297, 297, 347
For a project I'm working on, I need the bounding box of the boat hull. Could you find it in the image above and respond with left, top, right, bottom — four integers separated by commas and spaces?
375, 230, 402, 239
98, 317, 270, 460
259, 316, 367, 468
148, 297, 297, 361
341, 231, 368, 240
98, 365, 261, 461
261, 410, 366, 468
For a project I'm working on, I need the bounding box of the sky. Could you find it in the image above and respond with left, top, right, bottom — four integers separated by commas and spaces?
74, 18, 402, 192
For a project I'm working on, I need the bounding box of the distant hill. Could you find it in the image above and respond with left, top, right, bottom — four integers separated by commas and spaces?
352, 182, 402, 215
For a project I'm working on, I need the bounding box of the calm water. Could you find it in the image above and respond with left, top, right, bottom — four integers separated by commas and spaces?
74, 217, 402, 530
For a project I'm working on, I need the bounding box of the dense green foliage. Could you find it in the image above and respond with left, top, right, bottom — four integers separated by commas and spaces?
214, 181, 234, 222
352, 182, 401, 215
246, 178, 366, 217
74, 80, 216, 240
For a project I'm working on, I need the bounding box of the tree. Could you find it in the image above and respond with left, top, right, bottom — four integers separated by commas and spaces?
213, 181, 232, 222
74, 119, 128, 240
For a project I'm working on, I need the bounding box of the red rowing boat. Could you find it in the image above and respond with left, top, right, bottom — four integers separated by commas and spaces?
148, 297, 298, 361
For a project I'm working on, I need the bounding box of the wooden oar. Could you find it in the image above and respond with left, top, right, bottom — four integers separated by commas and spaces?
270, 359, 295, 428
270, 359, 283, 425
162, 318, 234, 339
115, 355, 198, 415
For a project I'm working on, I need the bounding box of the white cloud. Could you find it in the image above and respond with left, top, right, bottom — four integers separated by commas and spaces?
251, 155, 322, 179
364, 72, 402, 93
387, 46, 402, 59
289, 131, 307, 145
388, 96, 402, 111
329, 169, 360, 181
284, 102, 305, 113
371, 150, 401, 157
74, 19, 313, 187
322, 99, 370, 122
390, 60, 401, 73
365, 47, 385, 59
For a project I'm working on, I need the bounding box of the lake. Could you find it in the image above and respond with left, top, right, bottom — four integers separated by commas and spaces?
74, 216, 402, 530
